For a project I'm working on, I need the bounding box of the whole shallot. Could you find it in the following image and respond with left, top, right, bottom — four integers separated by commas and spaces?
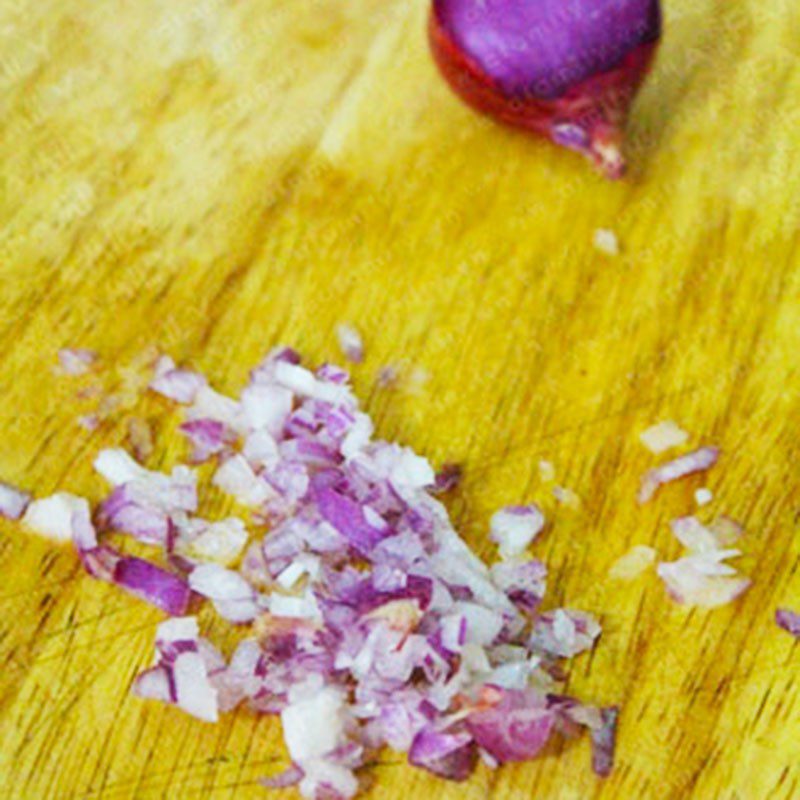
429, 0, 662, 177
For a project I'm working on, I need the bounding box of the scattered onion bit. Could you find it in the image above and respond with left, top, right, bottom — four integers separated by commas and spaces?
77, 414, 100, 431
408, 366, 430, 393
656, 515, 750, 608
694, 487, 713, 507
708, 516, 743, 547
127, 417, 154, 462
589, 706, 619, 777
538, 460, 556, 483
336, 323, 365, 364
7, 346, 613, 798
593, 229, 619, 257
553, 485, 581, 509
775, 608, 800, 639
0, 481, 31, 520
376, 365, 399, 389
638, 420, 688, 454
132, 616, 220, 721
431, 463, 462, 494
638, 446, 720, 504
150, 355, 208, 404
22, 492, 89, 542
490, 505, 545, 560
608, 545, 657, 581
57, 347, 97, 376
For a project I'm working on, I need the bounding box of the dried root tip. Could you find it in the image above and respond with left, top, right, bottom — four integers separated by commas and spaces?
586, 120, 626, 179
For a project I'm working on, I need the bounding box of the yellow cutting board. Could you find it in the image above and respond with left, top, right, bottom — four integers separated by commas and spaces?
1, 0, 799, 797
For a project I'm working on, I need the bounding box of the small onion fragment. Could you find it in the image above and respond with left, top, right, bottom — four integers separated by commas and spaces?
593, 229, 619, 257
189, 564, 260, 623
179, 418, 234, 463
259, 764, 305, 789
22, 492, 90, 542
639, 420, 688, 454
553, 485, 581, 508
431, 463, 462, 494
0, 481, 31, 520
638, 446, 720, 504
149, 355, 207, 404
538, 460, 556, 482
694, 488, 713, 507
408, 727, 477, 781
490, 504, 545, 560
670, 516, 720, 554
608, 545, 657, 581
127, 417, 154, 462
113, 555, 192, 615
213, 454, 275, 508
657, 515, 751, 608
530, 609, 601, 658
656, 555, 750, 608
466, 688, 555, 763
708, 516, 743, 547
589, 706, 619, 777
57, 347, 97, 375
175, 516, 248, 566
775, 608, 800, 639
336, 323, 365, 364
133, 616, 219, 722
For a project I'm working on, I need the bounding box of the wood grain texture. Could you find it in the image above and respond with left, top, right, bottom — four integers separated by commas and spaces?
1, 0, 799, 797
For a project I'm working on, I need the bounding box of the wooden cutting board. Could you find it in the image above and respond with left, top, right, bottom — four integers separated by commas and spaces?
1, 0, 799, 797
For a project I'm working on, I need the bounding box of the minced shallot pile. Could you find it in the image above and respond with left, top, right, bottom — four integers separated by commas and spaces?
0, 347, 617, 799
2, 348, 796, 797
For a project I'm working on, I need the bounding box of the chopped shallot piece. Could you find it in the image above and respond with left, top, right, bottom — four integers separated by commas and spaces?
538, 460, 555, 482
0, 481, 31, 520
708, 516, 743, 546
694, 487, 713, 506
57, 347, 97, 375
127, 417, 154, 462
658, 514, 750, 608
91, 549, 192, 615
77, 414, 100, 431
408, 366, 430, 392
149, 355, 207, 404
490, 505, 545, 559
259, 764, 305, 789
175, 517, 248, 566
530, 609, 601, 657
776, 609, 800, 638
669, 516, 720, 553
657, 558, 750, 608
590, 706, 619, 776
376, 365, 399, 388
432, 463, 462, 494
22, 492, 90, 542
671, 516, 744, 551
553, 486, 581, 508
189, 564, 260, 623
638, 446, 720, 504
336, 323, 365, 363
608, 545, 657, 581
592, 228, 619, 256
133, 616, 219, 722
466, 688, 554, 762
638, 420, 688, 454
